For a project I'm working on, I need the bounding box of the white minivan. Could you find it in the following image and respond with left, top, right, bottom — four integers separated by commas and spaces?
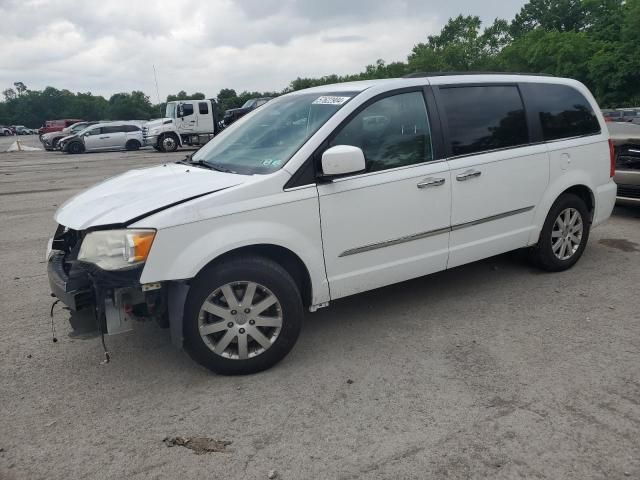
47, 74, 617, 374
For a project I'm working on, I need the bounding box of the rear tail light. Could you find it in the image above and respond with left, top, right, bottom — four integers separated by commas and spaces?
609, 139, 615, 177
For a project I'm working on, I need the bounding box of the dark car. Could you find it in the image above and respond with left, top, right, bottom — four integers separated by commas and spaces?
223, 97, 272, 126
609, 122, 640, 205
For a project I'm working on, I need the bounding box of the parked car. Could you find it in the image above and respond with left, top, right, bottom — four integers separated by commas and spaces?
602, 109, 640, 124
38, 119, 84, 136
14, 125, 31, 135
223, 97, 272, 126
47, 74, 615, 374
59, 122, 144, 154
40, 121, 99, 150
608, 121, 640, 205
0, 126, 12, 136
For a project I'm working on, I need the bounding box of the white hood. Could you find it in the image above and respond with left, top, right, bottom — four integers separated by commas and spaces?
55, 163, 246, 230
145, 118, 174, 130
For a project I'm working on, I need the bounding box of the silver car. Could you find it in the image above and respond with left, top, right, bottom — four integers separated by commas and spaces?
60, 122, 144, 154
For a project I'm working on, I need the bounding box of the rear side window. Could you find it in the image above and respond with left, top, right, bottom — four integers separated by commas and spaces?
439, 85, 528, 156
123, 124, 140, 132
103, 125, 124, 134
199, 102, 209, 114
527, 83, 600, 141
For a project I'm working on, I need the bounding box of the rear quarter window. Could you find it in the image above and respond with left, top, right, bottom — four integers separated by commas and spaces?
525, 83, 600, 141
438, 85, 528, 156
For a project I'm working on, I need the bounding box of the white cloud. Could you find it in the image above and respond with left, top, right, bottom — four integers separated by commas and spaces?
0, 0, 527, 100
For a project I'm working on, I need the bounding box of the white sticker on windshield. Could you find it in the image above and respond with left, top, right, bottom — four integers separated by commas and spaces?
312, 96, 351, 105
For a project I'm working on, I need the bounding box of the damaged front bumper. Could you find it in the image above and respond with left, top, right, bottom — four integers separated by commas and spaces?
47, 250, 166, 337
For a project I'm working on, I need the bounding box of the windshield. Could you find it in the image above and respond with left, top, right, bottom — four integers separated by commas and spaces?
70, 123, 86, 132
241, 99, 256, 109
165, 103, 177, 118
192, 92, 356, 175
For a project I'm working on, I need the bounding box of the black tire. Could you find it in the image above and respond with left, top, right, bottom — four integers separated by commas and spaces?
159, 134, 178, 153
67, 142, 84, 154
125, 139, 141, 151
183, 256, 303, 375
529, 193, 591, 272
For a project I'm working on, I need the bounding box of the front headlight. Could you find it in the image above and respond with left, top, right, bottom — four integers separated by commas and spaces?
78, 229, 156, 270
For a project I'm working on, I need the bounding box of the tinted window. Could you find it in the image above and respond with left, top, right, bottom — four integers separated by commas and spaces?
122, 124, 140, 132
329, 91, 433, 173
440, 85, 528, 156
182, 104, 194, 116
528, 84, 600, 141
86, 128, 101, 136
199, 102, 208, 115
102, 125, 124, 134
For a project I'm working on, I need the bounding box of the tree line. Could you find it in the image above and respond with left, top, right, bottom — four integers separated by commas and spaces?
1, 0, 638, 128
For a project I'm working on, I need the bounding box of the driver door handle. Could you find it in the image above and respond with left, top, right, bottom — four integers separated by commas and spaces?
456, 169, 482, 181
417, 177, 445, 189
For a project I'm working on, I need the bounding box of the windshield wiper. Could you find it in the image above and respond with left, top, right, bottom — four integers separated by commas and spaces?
176, 155, 236, 174
207, 163, 237, 174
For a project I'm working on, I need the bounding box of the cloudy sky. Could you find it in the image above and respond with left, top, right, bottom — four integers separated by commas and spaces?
0, 0, 527, 100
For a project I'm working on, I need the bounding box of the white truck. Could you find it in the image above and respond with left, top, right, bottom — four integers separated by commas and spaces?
143, 99, 223, 152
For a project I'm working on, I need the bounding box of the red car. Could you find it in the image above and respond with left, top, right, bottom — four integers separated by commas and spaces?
38, 119, 84, 136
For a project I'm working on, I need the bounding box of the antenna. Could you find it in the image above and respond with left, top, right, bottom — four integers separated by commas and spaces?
153, 64, 162, 117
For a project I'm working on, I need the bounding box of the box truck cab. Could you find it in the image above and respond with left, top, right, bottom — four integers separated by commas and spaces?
143, 99, 223, 152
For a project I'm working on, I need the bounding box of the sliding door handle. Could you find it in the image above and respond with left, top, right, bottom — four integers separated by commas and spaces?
456, 170, 481, 181
417, 177, 445, 189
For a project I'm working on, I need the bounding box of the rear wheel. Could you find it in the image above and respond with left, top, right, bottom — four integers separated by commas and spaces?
183, 256, 303, 375
125, 139, 141, 151
529, 193, 591, 271
159, 134, 178, 152
67, 142, 84, 154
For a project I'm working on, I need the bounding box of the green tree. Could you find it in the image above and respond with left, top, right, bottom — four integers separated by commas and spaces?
510, 0, 587, 37
107, 91, 155, 120
13, 82, 27, 96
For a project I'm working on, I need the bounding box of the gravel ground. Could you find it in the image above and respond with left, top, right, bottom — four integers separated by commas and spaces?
1, 139, 639, 480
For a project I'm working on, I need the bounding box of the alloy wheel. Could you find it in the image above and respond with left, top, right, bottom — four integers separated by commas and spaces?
551, 207, 583, 261
198, 281, 283, 360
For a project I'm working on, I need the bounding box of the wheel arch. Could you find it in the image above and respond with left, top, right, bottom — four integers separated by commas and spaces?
529, 179, 596, 246
160, 130, 183, 147
193, 244, 313, 309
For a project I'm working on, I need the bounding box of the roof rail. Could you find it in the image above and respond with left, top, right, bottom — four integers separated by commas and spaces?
403, 71, 556, 78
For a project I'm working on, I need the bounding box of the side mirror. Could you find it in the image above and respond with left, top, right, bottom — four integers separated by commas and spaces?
320, 145, 366, 179
178, 104, 184, 118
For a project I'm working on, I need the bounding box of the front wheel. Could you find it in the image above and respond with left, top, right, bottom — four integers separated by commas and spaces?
67, 142, 84, 154
529, 193, 591, 272
183, 256, 303, 375
159, 134, 178, 153
125, 139, 141, 151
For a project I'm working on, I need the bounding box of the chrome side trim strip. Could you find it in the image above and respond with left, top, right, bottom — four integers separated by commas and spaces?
339, 227, 451, 257
338, 206, 535, 257
450, 206, 534, 231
